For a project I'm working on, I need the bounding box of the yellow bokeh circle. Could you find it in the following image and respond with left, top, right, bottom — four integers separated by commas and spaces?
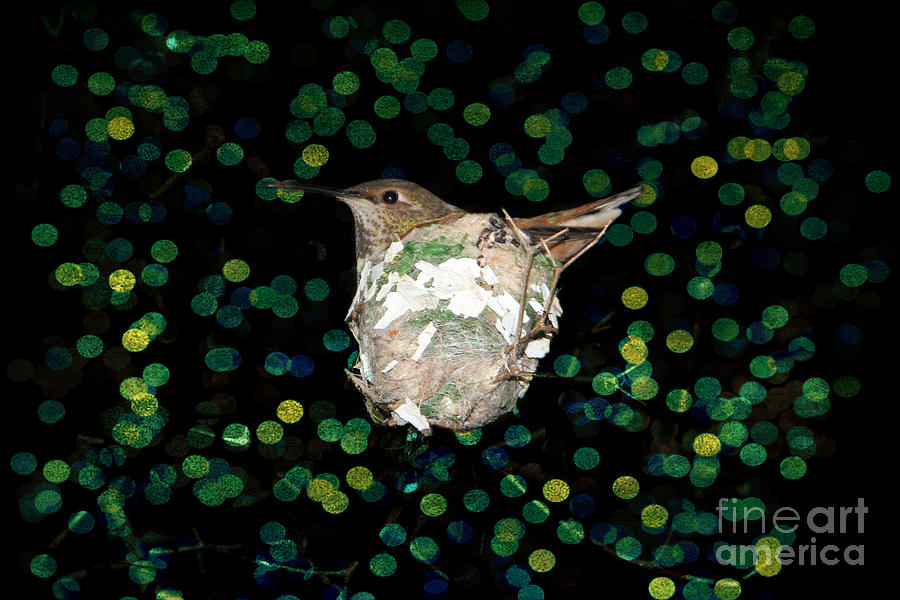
620, 336, 649, 364
622, 286, 649, 310
691, 155, 718, 179
755, 536, 783, 576
131, 392, 158, 416
648, 576, 676, 599
528, 548, 556, 572
122, 328, 150, 352
277, 400, 304, 423
693, 432, 722, 457
223, 259, 250, 282
542, 478, 570, 502
302, 143, 330, 167
108, 116, 136, 140
641, 504, 669, 528
346, 466, 374, 490
612, 475, 640, 499
109, 269, 136, 292
744, 204, 772, 228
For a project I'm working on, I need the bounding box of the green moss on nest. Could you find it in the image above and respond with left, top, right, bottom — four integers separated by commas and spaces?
421, 382, 465, 415
407, 308, 503, 356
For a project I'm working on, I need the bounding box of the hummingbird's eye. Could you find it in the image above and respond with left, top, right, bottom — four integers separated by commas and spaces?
381, 190, 399, 204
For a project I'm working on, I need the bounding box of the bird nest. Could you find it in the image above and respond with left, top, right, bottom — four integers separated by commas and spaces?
345, 213, 562, 433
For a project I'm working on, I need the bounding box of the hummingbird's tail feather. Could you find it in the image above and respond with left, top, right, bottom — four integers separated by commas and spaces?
514, 185, 644, 262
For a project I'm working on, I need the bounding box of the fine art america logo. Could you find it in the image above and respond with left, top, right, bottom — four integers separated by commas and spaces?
715, 498, 866, 568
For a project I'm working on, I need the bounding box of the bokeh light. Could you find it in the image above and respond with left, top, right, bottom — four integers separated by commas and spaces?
9, 4, 886, 599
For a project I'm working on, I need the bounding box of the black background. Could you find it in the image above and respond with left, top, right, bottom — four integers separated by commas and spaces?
5, 1, 894, 598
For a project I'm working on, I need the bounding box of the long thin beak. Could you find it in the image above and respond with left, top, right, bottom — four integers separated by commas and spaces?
260, 180, 362, 200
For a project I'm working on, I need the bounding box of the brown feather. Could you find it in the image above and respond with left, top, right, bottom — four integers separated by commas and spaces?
513, 185, 643, 261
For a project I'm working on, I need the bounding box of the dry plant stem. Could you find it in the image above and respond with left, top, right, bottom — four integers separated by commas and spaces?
562, 220, 613, 272
499, 210, 572, 381
531, 221, 613, 337
499, 208, 534, 349
500, 212, 567, 351
535, 236, 560, 336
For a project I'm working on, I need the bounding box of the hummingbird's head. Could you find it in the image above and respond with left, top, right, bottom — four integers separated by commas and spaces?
340, 179, 464, 246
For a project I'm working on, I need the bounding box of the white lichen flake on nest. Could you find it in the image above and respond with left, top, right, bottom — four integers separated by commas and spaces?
345, 213, 562, 433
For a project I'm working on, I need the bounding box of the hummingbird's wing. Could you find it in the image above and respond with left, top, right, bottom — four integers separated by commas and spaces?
513, 185, 644, 262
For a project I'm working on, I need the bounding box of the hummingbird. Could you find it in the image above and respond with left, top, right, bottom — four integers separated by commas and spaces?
263, 178, 643, 433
